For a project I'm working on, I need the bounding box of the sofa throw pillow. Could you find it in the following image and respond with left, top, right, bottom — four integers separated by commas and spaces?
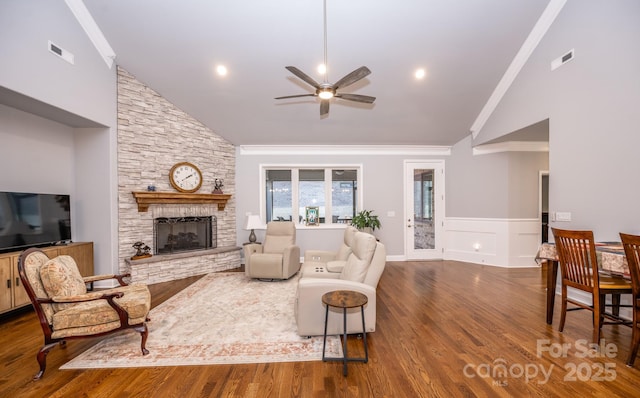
40, 255, 87, 311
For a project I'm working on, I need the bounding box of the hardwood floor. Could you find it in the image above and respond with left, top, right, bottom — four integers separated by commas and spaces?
1, 261, 638, 397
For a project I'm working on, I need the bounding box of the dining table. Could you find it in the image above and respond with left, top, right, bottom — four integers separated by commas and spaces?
535, 241, 630, 325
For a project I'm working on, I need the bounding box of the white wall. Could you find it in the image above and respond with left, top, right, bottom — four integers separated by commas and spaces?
474, 0, 640, 240
0, 105, 75, 194
0, 0, 115, 126
444, 135, 548, 267
0, 0, 118, 274
446, 135, 510, 218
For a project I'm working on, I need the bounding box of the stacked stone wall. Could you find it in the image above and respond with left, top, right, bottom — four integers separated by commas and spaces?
117, 67, 238, 281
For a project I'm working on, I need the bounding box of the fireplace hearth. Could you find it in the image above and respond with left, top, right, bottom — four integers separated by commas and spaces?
154, 216, 216, 254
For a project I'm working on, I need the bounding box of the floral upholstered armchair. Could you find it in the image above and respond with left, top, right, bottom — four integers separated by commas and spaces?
17, 247, 151, 379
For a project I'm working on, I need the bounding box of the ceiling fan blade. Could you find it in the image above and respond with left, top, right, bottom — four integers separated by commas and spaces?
335, 93, 376, 104
320, 100, 330, 116
285, 66, 321, 89
275, 94, 316, 100
333, 66, 371, 90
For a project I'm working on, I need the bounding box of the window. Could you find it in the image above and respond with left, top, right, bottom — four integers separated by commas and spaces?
414, 170, 433, 220
298, 169, 325, 222
262, 166, 361, 225
331, 169, 357, 224
265, 170, 292, 222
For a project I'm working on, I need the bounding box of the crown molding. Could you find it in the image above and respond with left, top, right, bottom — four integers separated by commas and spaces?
469, 0, 567, 138
65, 0, 116, 68
472, 141, 549, 155
239, 145, 452, 156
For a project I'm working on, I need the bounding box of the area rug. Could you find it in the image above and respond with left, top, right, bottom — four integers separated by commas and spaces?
61, 273, 342, 369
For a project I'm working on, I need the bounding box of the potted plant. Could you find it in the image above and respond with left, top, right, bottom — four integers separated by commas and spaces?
351, 210, 381, 234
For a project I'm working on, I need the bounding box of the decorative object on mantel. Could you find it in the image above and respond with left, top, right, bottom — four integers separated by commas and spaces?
169, 161, 203, 193
244, 214, 262, 244
146, 185, 156, 192
131, 191, 231, 212
213, 178, 224, 194
131, 241, 152, 260
351, 209, 381, 234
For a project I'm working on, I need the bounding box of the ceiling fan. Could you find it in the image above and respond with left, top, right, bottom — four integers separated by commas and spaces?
275, 0, 376, 116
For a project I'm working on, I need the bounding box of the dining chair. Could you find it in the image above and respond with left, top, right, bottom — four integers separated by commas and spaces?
552, 228, 632, 343
620, 232, 640, 367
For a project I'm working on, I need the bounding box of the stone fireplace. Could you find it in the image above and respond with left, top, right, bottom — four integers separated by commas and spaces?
154, 216, 216, 254
123, 203, 240, 284
117, 67, 240, 285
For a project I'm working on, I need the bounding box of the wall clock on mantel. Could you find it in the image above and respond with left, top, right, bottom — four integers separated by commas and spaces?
169, 162, 203, 193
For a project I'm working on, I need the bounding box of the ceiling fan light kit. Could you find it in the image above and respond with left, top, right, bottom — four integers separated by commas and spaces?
275, 0, 376, 116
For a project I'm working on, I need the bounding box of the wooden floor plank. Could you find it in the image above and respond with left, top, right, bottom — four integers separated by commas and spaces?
1, 261, 639, 397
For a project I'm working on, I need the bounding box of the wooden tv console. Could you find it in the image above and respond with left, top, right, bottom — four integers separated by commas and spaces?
0, 242, 94, 315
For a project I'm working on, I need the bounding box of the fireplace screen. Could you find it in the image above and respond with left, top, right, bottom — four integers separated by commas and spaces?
154, 216, 216, 254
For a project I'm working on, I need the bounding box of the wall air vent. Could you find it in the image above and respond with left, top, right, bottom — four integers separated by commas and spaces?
48, 40, 75, 64
551, 49, 574, 71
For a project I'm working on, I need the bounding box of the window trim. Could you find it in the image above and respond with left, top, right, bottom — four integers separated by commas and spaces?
259, 163, 364, 229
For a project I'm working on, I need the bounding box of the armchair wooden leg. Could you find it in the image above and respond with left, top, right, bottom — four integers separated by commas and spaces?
34, 341, 62, 380
137, 324, 150, 355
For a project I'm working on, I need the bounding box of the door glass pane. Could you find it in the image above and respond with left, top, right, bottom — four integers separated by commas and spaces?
331, 169, 357, 224
414, 169, 434, 249
266, 170, 292, 222
299, 169, 325, 223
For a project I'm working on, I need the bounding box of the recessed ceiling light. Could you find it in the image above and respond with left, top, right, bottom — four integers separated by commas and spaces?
216, 65, 228, 76
415, 68, 426, 79
317, 64, 327, 75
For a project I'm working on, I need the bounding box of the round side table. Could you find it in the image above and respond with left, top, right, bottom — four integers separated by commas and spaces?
321, 290, 369, 376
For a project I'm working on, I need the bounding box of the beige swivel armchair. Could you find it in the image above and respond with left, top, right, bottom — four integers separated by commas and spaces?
295, 231, 386, 336
244, 221, 301, 280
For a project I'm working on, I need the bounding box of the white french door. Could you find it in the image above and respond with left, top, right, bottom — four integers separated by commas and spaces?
404, 160, 445, 260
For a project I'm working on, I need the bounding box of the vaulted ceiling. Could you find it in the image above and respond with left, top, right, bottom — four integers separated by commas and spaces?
83, 0, 551, 146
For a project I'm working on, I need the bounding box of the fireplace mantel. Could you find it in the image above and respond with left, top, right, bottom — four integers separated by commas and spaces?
132, 191, 232, 212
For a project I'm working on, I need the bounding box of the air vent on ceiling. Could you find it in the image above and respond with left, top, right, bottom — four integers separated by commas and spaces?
551, 49, 574, 71
48, 40, 75, 64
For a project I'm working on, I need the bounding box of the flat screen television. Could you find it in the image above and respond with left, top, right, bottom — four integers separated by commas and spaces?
0, 191, 71, 253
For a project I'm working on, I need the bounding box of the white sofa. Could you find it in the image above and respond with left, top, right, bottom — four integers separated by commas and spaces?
295, 231, 386, 336
300, 226, 357, 277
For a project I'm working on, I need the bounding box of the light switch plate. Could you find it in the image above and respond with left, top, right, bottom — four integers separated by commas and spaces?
555, 212, 572, 222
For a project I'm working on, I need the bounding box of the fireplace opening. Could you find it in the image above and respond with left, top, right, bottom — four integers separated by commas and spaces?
154, 216, 217, 255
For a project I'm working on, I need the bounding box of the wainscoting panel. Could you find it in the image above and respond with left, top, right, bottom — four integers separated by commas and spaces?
444, 218, 541, 268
